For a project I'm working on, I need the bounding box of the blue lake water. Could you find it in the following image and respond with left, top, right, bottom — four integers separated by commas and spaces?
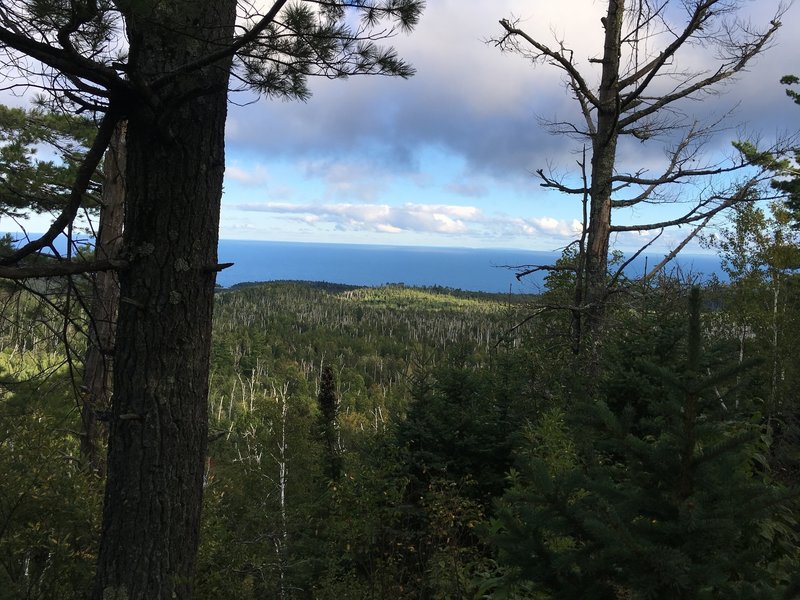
4, 234, 724, 293
216, 240, 724, 293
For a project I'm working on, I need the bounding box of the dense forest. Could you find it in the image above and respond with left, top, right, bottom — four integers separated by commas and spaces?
1, 0, 800, 597
2, 233, 800, 598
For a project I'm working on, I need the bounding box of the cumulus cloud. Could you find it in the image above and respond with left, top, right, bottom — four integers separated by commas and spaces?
236, 200, 583, 242
237, 202, 480, 234
517, 217, 583, 238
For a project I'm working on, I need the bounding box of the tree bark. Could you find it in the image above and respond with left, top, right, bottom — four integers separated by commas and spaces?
584, 0, 624, 338
81, 121, 125, 476
92, 2, 236, 597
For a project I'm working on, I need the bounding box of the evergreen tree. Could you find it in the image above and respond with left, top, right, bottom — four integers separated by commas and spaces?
317, 365, 342, 482
492, 288, 799, 598
0, 4, 423, 595
774, 75, 800, 225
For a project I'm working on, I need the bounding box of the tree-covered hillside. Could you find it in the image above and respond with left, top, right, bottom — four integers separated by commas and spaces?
2, 271, 800, 598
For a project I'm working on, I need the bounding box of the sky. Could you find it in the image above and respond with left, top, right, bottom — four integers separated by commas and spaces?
8, 1, 800, 254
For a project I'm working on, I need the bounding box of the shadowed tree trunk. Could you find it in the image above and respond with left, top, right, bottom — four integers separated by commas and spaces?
81, 121, 125, 475
317, 365, 342, 481
584, 0, 624, 336
92, 2, 236, 597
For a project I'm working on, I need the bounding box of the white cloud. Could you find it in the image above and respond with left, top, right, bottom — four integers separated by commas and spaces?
237, 201, 482, 234
236, 200, 586, 242
227, 163, 270, 186
506, 216, 583, 238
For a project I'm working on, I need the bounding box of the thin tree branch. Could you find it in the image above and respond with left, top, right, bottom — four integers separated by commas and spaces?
619, 0, 716, 103
0, 24, 127, 95
497, 18, 600, 108
619, 17, 782, 129
0, 109, 119, 266
608, 229, 664, 289
644, 213, 717, 281
611, 178, 758, 233
151, 0, 290, 90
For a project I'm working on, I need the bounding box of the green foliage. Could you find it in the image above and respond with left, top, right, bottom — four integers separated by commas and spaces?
735, 76, 800, 226
197, 281, 531, 598
317, 366, 342, 481
491, 288, 800, 598
2, 276, 798, 597
0, 291, 102, 599
0, 104, 97, 218
782, 75, 800, 106
704, 202, 800, 483
237, 1, 423, 101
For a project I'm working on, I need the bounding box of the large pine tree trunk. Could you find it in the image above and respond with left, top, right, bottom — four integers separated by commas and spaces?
93, 2, 236, 597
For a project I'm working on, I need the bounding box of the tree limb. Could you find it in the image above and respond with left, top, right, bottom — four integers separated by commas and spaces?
0, 109, 119, 266
497, 18, 600, 108
610, 179, 758, 233
619, 16, 782, 129
644, 214, 716, 281
151, 0, 290, 90
619, 0, 716, 105
0, 258, 127, 280
0, 24, 128, 95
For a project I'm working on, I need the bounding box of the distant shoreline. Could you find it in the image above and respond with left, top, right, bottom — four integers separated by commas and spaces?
2, 233, 724, 294
216, 239, 724, 293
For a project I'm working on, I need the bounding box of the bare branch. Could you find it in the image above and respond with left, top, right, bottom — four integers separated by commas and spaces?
619, 15, 783, 128
496, 18, 600, 108
0, 23, 127, 96
536, 169, 587, 195
610, 177, 759, 232
506, 263, 577, 281
608, 229, 664, 289
0, 258, 127, 280
644, 214, 716, 281
619, 0, 717, 102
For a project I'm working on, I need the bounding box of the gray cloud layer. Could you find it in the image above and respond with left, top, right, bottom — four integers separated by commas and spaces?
226, 1, 800, 185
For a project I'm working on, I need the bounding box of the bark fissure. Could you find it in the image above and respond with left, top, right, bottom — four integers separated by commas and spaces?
93, 2, 237, 597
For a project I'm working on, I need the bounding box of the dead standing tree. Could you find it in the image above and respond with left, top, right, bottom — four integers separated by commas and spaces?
0, 1, 423, 597
496, 0, 787, 349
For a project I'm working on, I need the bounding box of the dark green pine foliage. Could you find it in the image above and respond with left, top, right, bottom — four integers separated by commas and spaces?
399, 350, 517, 507
317, 365, 342, 481
776, 76, 800, 225
386, 350, 523, 596
0, 104, 97, 218
492, 288, 799, 599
